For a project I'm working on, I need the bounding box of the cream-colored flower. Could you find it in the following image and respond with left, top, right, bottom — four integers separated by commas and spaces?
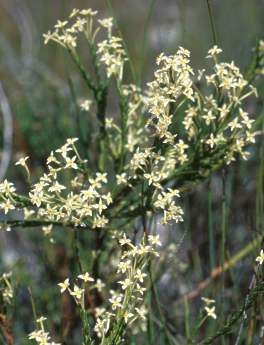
78, 272, 94, 283
0, 200, 15, 214
80, 99, 92, 111
201, 297, 215, 305
148, 235, 162, 246
69, 285, 84, 301
135, 269, 147, 283
15, 156, 29, 167
58, 278, 70, 293
205, 306, 217, 319
95, 279, 105, 292
118, 278, 132, 290
256, 249, 264, 265
206, 45, 222, 58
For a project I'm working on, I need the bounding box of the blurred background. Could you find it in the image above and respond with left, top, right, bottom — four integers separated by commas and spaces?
0, 0, 264, 344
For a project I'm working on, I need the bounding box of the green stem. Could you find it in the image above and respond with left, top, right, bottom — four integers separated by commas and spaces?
205, 0, 218, 46
139, 0, 157, 85
0, 219, 90, 230
28, 287, 38, 325
150, 264, 174, 345
220, 169, 227, 345
208, 178, 215, 271
68, 49, 97, 96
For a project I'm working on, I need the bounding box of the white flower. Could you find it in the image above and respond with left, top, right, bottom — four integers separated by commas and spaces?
207, 45, 223, 58
58, 278, 70, 293
117, 260, 131, 273
135, 306, 148, 320
42, 225, 53, 236
95, 279, 105, 292
201, 297, 215, 305
118, 278, 132, 290
256, 249, 264, 265
78, 272, 94, 283
98, 18, 113, 31
80, 99, 92, 111
69, 285, 84, 301
116, 173, 127, 185
0, 180, 16, 194
15, 156, 29, 167
109, 294, 122, 310
148, 235, 162, 246
135, 269, 147, 283
205, 306, 217, 319
0, 200, 15, 214
119, 235, 133, 247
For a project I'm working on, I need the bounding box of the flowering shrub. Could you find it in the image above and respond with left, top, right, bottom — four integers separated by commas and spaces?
0, 7, 264, 345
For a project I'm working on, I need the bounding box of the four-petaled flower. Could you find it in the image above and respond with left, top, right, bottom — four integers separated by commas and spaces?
58, 278, 70, 293
78, 272, 94, 283
205, 306, 217, 319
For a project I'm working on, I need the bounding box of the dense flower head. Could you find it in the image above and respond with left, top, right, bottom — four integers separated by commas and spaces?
146, 45, 256, 166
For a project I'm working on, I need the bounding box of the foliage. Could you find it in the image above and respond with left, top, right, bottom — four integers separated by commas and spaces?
0, 6, 264, 345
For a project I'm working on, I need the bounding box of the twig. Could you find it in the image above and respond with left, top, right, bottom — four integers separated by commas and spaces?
0, 219, 90, 231
205, 0, 218, 46
234, 270, 257, 345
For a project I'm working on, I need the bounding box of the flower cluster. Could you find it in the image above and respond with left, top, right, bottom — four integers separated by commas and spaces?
58, 272, 105, 305
154, 188, 183, 224
2, 45, 256, 228
0, 180, 16, 214
29, 317, 60, 345
0, 272, 13, 304
97, 31, 127, 79
115, 148, 184, 224
106, 84, 148, 156
202, 297, 217, 320
56, 235, 159, 341
43, 8, 98, 48
33, 9, 258, 231
43, 8, 127, 81
93, 234, 160, 340
4, 139, 112, 229
147, 47, 194, 144
147, 45, 256, 165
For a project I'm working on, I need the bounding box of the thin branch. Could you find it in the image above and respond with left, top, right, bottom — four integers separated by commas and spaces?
234, 270, 257, 345
205, 0, 218, 46
0, 219, 90, 231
